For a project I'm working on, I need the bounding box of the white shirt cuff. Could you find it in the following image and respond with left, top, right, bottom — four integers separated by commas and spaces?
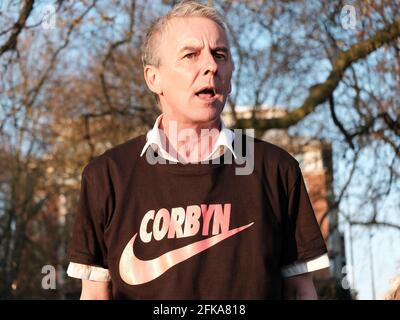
281, 253, 330, 278
67, 262, 111, 282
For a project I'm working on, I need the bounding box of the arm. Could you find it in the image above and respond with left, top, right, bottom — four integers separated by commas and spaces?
80, 279, 112, 300
282, 272, 318, 300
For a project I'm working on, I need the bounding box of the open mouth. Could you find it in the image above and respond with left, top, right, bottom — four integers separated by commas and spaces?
195, 87, 217, 99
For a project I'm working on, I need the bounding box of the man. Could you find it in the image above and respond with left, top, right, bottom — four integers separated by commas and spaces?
67, 0, 329, 299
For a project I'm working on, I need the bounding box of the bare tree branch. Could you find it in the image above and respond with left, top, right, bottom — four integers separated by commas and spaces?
319, 149, 360, 228
99, 0, 136, 112
0, 0, 35, 57
348, 220, 400, 230
329, 93, 355, 149
236, 17, 400, 130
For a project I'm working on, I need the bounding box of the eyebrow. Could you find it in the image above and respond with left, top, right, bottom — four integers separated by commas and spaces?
212, 46, 229, 54
179, 46, 229, 54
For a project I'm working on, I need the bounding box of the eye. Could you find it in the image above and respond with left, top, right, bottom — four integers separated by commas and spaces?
184, 52, 196, 59
213, 52, 227, 61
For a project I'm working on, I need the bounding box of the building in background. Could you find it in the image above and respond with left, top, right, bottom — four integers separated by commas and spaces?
222, 106, 353, 299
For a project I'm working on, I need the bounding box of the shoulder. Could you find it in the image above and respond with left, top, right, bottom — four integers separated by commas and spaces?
253, 137, 299, 170
82, 134, 146, 180
237, 134, 301, 191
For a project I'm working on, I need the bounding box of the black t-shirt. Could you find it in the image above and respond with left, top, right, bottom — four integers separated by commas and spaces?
68, 134, 327, 299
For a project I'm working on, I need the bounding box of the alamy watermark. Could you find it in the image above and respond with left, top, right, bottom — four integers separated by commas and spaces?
341, 5, 357, 30
341, 264, 355, 290
143, 126, 255, 176
41, 265, 56, 290
41, 4, 57, 30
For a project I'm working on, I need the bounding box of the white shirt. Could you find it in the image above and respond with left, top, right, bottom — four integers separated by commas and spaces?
67, 114, 330, 281
140, 114, 237, 162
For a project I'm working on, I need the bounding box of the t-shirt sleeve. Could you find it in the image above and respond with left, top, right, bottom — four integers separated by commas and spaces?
67, 167, 109, 269
280, 164, 328, 269
67, 262, 111, 281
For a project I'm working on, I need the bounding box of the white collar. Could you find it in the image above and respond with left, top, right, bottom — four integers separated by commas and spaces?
140, 114, 237, 163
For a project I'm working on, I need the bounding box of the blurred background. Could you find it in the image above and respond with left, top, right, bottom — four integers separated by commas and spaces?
0, 0, 399, 300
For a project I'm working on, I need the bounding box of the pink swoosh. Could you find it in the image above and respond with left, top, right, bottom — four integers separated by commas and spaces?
119, 222, 254, 285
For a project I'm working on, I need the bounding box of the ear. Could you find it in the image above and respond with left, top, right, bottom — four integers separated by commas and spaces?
144, 65, 162, 95
227, 61, 233, 94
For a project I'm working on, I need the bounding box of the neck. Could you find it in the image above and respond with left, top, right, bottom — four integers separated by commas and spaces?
159, 114, 222, 163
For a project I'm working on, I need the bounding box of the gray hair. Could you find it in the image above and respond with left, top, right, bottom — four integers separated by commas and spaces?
141, 0, 230, 67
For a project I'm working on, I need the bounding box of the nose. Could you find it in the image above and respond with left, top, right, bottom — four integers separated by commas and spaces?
202, 52, 218, 76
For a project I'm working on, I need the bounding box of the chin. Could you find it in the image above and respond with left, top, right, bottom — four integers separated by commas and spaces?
197, 100, 224, 116
190, 106, 222, 124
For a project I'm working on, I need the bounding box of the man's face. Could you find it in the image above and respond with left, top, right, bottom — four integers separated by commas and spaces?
153, 17, 233, 125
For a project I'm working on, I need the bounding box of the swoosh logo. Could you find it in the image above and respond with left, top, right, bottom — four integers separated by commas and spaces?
119, 222, 254, 285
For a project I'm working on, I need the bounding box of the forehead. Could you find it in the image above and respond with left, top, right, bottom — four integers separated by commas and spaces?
163, 16, 229, 49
